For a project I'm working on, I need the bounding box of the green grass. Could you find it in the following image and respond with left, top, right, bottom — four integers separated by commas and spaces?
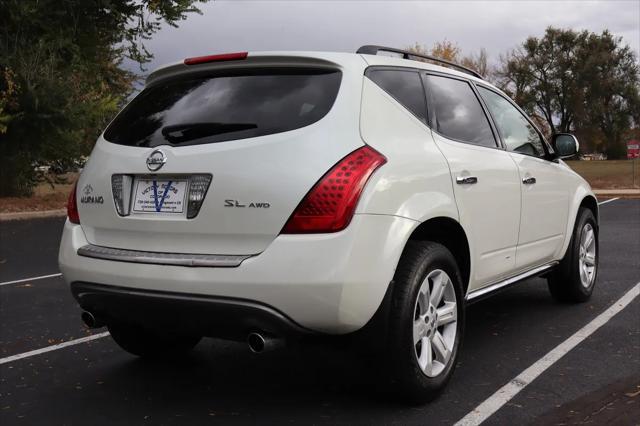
565, 160, 640, 189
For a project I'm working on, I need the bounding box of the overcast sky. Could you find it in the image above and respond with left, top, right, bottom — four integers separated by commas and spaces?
135, 0, 639, 72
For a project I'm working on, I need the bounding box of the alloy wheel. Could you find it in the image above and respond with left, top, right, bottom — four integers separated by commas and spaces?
413, 269, 458, 377
578, 223, 596, 288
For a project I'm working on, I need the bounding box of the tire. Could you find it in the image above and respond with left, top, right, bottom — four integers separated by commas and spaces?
548, 207, 598, 303
107, 323, 201, 358
386, 241, 465, 403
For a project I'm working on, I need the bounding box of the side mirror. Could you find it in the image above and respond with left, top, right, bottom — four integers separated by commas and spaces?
552, 133, 579, 159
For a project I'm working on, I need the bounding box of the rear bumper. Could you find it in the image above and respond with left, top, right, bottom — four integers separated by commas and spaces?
59, 214, 417, 334
71, 282, 309, 339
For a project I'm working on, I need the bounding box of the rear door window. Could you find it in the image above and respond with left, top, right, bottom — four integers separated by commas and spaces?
425, 75, 497, 147
103, 68, 342, 147
366, 69, 427, 123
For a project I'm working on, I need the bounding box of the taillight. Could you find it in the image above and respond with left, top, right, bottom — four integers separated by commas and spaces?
282, 146, 386, 234
184, 52, 248, 65
67, 181, 80, 224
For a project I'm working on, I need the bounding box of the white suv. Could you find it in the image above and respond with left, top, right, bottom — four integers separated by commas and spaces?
59, 46, 598, 402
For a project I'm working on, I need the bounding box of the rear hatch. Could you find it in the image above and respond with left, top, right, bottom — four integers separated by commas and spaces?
76, 52, 366, 255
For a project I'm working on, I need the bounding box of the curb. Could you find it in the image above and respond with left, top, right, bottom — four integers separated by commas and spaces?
593, 189, 640, 194
0, 209, 67, 222
593, 190, 640, 199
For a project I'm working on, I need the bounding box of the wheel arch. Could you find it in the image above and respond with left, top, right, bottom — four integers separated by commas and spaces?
406, 217, 471, 294
579, 195, 599, 227
559, 188, 599, 260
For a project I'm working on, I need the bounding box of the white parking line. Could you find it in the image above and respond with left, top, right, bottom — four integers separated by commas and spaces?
455, 281, 640, 426
0, 273, 62, 287
598, 197, 620, 206
0, 332, 110, 366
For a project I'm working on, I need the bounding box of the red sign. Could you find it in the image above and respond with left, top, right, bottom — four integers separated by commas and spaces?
628, 140, 640, 159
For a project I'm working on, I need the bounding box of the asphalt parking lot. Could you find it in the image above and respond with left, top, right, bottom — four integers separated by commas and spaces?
0, 199, 638, 425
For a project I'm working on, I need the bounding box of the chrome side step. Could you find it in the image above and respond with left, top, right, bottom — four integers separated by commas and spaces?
466, 262, 558, 302
77, 244, 251, 267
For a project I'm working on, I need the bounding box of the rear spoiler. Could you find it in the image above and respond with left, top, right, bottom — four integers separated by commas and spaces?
145, 52, 347, 87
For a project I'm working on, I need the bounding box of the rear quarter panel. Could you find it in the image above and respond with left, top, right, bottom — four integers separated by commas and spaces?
357, 77, 459, 224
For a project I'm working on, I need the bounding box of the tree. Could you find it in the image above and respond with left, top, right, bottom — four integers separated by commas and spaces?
497, 27, 639, 158
497, 28, 588, 134
461, 48, 489, 80
407, 41, 490, 79
0, 0, 207, 196
575, 31, 640, 158
428, 40, 461, 62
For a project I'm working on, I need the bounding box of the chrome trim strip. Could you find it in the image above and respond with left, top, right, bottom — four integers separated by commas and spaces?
466, 262, 558, 301
77, 244, 251, 267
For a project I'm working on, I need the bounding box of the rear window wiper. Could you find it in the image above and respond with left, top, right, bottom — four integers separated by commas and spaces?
161, 122, 258, 143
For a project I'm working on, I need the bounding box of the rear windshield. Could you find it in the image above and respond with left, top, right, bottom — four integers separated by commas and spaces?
103, 68, 342, 147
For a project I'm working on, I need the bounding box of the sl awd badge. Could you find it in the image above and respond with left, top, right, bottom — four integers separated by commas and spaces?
225, 199, 270, 208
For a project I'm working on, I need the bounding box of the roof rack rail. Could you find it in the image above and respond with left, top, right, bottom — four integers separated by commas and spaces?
356, 45, 484, 80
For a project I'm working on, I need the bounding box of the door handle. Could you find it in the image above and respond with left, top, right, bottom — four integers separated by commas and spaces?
522, 176, 537, 185
456, 176, 478, 185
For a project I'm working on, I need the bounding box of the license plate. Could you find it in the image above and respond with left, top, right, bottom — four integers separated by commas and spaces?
133, 178, 188, 213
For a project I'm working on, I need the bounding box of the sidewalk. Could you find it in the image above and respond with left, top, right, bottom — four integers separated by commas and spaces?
0, 209, 66, 222
594, 189, 640, 198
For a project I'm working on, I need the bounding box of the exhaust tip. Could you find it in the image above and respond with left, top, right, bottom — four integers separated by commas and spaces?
81, 311, 103, 328
247, 332, 266, 353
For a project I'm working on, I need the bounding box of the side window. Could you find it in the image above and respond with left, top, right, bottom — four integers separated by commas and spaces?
425, 75, 496, 147
477, 86, 546, 158
366, 69, 427, 123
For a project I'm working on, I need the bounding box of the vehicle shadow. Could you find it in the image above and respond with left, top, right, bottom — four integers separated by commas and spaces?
97, 337, 403, 424
73, 278, 579, 424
